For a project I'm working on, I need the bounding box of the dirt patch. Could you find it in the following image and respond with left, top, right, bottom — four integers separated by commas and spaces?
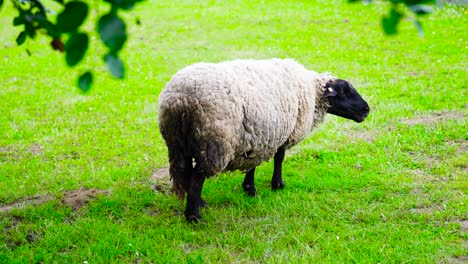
401, 111, 466, 125
0, 188, 108, 214
0, 145, 17, 161
454, 219, 468, 233
5, 216, 24, 232
355, 133, 375, 143
62, 188, 108, 212
0, 195, 53, 213
28, 143, 44, 156
149, 168, 172, 194
450, 256, 468, 264
409, 204, 443, 214
455, 140, 468, 155
150, 167, 169, 181
347, 129, 376, 143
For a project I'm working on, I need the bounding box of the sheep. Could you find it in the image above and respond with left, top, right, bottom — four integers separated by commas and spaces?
158, 59, 370, 222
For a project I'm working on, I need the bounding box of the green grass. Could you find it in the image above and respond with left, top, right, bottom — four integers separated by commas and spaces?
1, 0, 467, 263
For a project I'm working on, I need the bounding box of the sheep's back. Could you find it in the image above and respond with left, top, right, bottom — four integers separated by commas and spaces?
159, 59, 312, 173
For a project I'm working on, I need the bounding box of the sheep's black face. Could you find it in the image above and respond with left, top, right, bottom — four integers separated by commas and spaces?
324, 79, 370, 123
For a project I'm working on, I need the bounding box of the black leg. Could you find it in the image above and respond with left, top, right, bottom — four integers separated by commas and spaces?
199, 197, 206, 208
184, 172, 205, 222
271, 147, 285, 190
242, 167, 257, 196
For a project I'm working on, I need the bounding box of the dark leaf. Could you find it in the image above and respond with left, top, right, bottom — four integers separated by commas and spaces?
34, 15, 59, 38
382, 7, 403, 35
97, 14, 127, 52
0, 0, 3, 8
413, 19, 424, 37
104, 53, 124, 79
25, 22, 36, 38
16, 31, 27, 45
78, 71, 93, 92
409, 4, 433, 15
104, 0, 142, 10
13, 16, 25, 26
65, 32, 88, 66
52, 0, 64, 5
25, 48, 32, 56
56, 1, 88, 33
136, 17, 141, 25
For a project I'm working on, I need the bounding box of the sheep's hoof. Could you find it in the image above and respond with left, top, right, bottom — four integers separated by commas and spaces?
185, 213, 202, 223
242, 184, 257, 197
271, 181, 285, 190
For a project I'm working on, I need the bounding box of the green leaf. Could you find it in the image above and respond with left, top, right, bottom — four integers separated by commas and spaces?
104, 53, 125, 79
98, 14, 127, 52
25, 22, 36, 38
78, 71, 93, 92
13, 16, 25, 26
16, 31, 27, 45
34, 14, 60, 38
104, 0, 142, 10
409, 4, 433, 15
56, 1, 88, 33
382, 7, 403, 35
65, 32, 88, 66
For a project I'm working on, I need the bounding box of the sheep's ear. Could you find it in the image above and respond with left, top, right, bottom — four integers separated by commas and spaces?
323, 87, 337, 97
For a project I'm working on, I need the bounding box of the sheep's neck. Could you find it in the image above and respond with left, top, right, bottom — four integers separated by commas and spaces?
313, 96, 329, 129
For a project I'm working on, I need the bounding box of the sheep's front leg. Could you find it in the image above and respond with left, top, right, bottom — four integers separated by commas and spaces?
271, 147, 285, 190
242, 167, 257, 196
184, 172, 206, 222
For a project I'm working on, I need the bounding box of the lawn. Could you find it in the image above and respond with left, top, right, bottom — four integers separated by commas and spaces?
0, 0, 467, 263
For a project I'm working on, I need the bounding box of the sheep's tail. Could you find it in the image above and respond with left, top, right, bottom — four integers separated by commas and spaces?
168, 112, 193, 200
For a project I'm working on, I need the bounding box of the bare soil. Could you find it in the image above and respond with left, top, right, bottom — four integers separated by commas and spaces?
0, 195, 53, 213
409, 204, 443, 214
0, 188, 107, 214
401, 111, 466, 125
149, 167, 172, 194
150, 167, 170, 181
28, 143, 44, 156
62, 188, 108, 212
455, 219, 468, 233
450, 255, 468, 264
455, 140, 468, 155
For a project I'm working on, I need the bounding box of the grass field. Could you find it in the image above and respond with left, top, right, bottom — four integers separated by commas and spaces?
0, 0, 467, 263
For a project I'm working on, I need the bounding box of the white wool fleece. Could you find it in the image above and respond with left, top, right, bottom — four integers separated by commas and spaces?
158, 59, 334, 177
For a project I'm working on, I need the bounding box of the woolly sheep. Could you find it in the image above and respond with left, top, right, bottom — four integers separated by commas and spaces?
158, 59, 370, 222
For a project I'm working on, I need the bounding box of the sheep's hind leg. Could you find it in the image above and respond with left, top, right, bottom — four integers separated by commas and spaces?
184, 171, 206, 222
271, 147, 285, 190
242, 167, 257, 196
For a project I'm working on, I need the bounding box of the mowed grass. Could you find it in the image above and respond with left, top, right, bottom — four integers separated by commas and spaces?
0, 0, 467, 262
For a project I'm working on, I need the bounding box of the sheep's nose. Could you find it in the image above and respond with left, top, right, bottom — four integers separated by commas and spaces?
363, 106, 370, 112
